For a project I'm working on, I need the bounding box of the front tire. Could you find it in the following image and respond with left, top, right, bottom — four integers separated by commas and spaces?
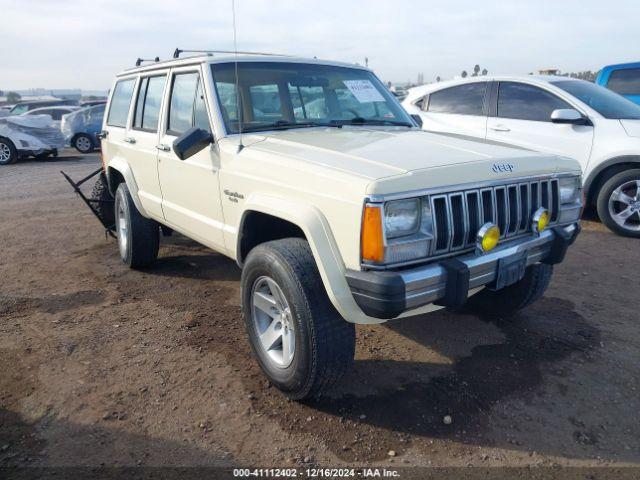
596, 169, 640, 238
114, 183, 159, 268
0, 137, 18, 165
241, 238, 355, 400
463, 263, 553, 318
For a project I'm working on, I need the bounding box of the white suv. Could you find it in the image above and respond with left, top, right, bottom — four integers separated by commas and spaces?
403, 76, 640, 237
99, 52, 582, 399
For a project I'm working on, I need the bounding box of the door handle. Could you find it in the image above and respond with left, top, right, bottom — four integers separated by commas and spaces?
123, 137, 136, 144
156, 144, 171, 152
490, 125, 510, 132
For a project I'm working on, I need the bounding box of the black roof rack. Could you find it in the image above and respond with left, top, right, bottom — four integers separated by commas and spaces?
135, 57, 160, 67
173, 48, 291, 59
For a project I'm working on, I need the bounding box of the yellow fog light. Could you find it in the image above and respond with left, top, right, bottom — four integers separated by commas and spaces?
532, 208, 550, 235
476, 222, 500, 254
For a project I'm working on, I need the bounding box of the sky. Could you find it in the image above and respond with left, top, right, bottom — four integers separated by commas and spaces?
1, 0, 639, 91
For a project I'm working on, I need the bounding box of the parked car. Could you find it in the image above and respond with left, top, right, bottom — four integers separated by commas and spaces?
80, 99, 108, 107
9, 99, 78, 115
403, 76, 640, 237
596, 62, 640, 105
0, 115, 66, 164
61, 104, 105, 153
95, 52, 582, 399
23, 106, 80, 129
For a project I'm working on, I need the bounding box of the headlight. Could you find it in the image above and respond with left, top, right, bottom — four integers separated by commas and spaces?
361, 198, 432, 265
559, 177, 580, 204
384, 198, 420, 238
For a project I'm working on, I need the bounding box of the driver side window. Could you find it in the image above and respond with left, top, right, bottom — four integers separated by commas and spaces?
497, 82, 571, 122
167, 72, 211, 135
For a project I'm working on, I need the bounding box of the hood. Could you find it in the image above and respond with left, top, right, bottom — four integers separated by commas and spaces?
244, 127, 579, 193
620, 119, 640, 138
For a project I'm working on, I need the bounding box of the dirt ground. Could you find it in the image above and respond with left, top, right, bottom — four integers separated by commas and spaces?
1, 151, 639, 475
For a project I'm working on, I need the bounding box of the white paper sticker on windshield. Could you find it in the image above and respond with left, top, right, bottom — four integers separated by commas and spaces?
343, 80, 385, 103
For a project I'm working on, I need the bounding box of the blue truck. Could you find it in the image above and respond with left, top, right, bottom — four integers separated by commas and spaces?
596, 62, 640, 105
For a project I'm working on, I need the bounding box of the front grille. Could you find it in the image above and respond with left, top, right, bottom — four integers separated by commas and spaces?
430, 178, 559, 256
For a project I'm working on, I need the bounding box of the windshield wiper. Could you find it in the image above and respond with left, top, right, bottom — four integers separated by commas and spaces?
243, 120, 323, 132
331, 117, 413, 128
243, 119, 351, 132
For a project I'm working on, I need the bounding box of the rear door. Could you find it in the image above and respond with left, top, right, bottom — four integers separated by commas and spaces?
415, 82, 489, 139
486, 81, 594, 166
103, 76, 138, 186
122, 73, 168, 218
156, 65, 225, 250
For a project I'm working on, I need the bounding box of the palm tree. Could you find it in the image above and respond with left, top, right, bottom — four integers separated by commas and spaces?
461, 70, 468, 78
473, 64, 481, 77
7, 91, 21, 103
482, 68, 488, 76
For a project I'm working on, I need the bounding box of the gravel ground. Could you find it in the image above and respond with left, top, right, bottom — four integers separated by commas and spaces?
1, 151, 639, 475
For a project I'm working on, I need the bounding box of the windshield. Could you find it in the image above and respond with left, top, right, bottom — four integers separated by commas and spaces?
551, 80, 640, 120
210, 62, 413, 134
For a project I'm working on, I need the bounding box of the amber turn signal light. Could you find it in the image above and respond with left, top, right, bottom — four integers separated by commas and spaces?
361, 205, 384, 263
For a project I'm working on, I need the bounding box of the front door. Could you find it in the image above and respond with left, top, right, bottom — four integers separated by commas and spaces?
156, 66, 225, 250
486, 81, 594, 168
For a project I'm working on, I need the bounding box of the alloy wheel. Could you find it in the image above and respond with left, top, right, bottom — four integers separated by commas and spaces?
0, 142, 11, 163
116, 193, 129, 258
76, 136, 92, 153
250, 276, 295, 368
608, 179, 640, 232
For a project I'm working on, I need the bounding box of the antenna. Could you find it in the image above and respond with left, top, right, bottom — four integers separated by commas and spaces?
232, 0, 243, 152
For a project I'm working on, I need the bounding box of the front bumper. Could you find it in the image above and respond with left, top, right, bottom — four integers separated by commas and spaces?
345, 223, 580, 319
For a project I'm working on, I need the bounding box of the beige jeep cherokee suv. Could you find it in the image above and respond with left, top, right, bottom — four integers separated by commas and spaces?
99, 51, 582, 399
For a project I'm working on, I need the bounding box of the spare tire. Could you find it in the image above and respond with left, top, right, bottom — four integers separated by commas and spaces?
91, 172, 115, 229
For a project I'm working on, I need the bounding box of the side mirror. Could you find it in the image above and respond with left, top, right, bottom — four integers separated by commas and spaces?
550, 109, 588, 125
173, 127, 213, 160
410, 114, 423, 128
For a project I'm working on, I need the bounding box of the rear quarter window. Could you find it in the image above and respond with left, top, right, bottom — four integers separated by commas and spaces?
427, 82, 488, 116
107, 78, 136, 127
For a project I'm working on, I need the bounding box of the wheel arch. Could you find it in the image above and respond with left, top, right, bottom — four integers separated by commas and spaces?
0, 136, 18, 164
236, 195, 379, 324
0, 135, 18, 151
585, 155, 640, 206
105, 158, 149, 217
236, 210, 306, 267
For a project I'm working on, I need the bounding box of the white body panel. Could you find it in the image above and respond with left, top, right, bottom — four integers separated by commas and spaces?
102, 57, 581, 324
403, 75, 640, 198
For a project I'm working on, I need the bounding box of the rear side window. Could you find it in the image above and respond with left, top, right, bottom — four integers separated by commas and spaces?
498, 82, 570, 122
133, 75, 166, 131
107, 78, 135, 127
50, 110, 65, 121
168, 72, 210, 135
249, 84, 283, 122
427, 83, 487, 115
290, 85, 327, 120
215, 82, 239, 123
607, 68, 640, 95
